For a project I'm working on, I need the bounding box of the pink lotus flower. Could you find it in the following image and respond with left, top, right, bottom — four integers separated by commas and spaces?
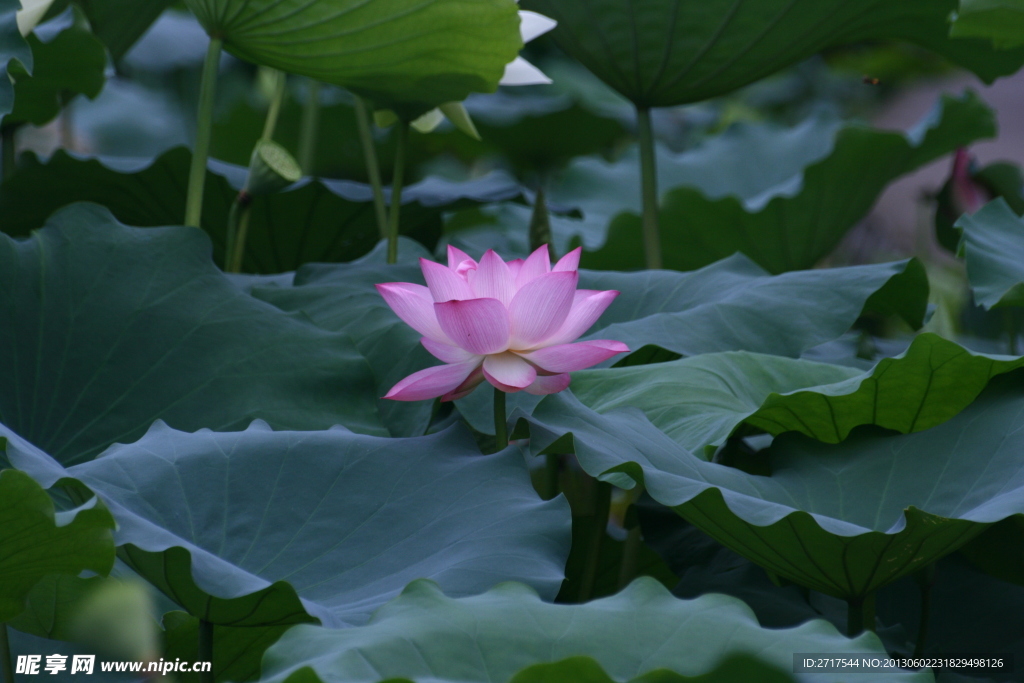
376, 245, 629, 401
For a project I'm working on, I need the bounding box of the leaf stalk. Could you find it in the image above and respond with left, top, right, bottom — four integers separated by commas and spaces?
184, 37, 224, 229
354, 96, 389, 241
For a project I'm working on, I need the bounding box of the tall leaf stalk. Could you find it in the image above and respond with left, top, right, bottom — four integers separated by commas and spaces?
354, 97, 389, 241
184, 37, 224, 229
847, 593, 876, 636
636, 107, 661, 270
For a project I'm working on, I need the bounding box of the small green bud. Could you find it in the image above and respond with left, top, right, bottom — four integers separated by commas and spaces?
244, 140, 302, 197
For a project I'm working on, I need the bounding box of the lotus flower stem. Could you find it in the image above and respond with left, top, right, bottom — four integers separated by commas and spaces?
1, 624, 14, 683
260, 70, 287, 143
353, 96, 389, 240
543, 453, 560, 499
224, 200, 241, 270
226, 203, 252, 273
184, 36, 223, 229
386, 123, 409, 265
494, 387, 508, 451
636, 106, 662, 270
198, 619, 214, 683
1, 127, 12, 181
578, 479, 612, 602
297, 80, 322, 174
846, 593, 876, 636
224, 78, 286, 272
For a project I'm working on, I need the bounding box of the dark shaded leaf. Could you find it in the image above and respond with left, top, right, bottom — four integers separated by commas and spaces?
0, 203, 384, 464
258, 579, 928, 683
523, 0, 1024, 107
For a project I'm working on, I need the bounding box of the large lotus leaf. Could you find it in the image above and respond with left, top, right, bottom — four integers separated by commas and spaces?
955, 198, 1024, 309
0, 148, 525, 273
516, 374, 1024, 599
0, 468, 115, 622
183, 0, 520, 112
258, 578, 929, 683
4, 418, 570, 628
6, 25, 106, 126
551, 93, 994, 273
78, 0, 176, 60
0, 0, 31, 120
577, 256, 927, 358
521, 0, 1024, 108
571, 333, 1024, 456
0, 203, 385, 465
6, 574, 105, 640
950, 0, 1024, 49
251, 241, 436, 438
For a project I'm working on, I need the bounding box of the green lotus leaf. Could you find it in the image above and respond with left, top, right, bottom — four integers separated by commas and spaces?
257, 578, 929, 683
6, 574, 106, 640
251, 240, 437, 438
516, 374, 1024, 599
0, 203, 385, 465
522, 0, 1024, 107
18, 421, 566, 630
571, 333, 1024, 456
950, 0, 1024, 49
183, 0, 521, 112
955, 197, 1024, 309
6, 24, 106, 126
550, 92, 994, 273
578, 257, 927, 358
0, 0, 32, 121
0, 148, 525, 272
0, 468, 115, 622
